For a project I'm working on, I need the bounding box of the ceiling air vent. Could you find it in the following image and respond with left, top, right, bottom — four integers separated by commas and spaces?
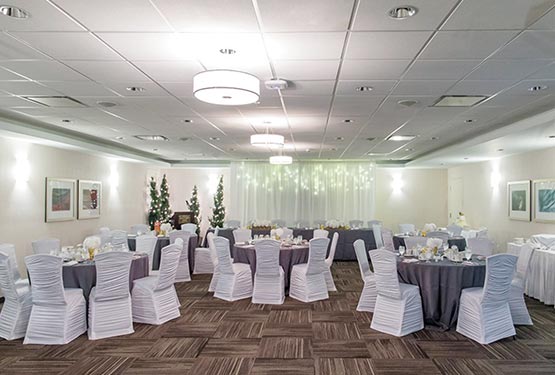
134, 135, 169, 141
22, 96, 87, 108
432, 95, 488, 107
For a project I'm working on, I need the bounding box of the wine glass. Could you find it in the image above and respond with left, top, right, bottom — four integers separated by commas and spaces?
464, 247, 473, 261
398, 246, 405, 257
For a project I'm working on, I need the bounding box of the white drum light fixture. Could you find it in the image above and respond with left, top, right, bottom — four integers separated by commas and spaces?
250, 134, 284, 149
269, 155, 292, 165
193, 70, 260, 105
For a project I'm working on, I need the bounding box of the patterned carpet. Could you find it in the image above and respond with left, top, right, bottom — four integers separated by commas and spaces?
1, 262, 555, 374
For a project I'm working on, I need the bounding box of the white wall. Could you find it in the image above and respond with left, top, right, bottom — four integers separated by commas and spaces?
0, 136, 152, 274
448, 147, 555, 251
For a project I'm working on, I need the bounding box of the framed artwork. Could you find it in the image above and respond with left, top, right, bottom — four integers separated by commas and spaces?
172, 211, 194, 230
533, 179, 555, 223
45, 178, 76, 222
507, 180, 531, 221
78, 180, 102, 219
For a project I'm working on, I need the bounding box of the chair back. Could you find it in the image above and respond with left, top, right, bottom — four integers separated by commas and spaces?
514, 244, 535, 289
233, 228, 252, 243
0, 243, 21, 280
313, 219, 326, 227
368, 220, 382, 227
169, 230, 191, 245
477, 228, 488, 238
25, 254, 66, 305
214, 236, 234, 275
271, 219, 286, 228
325, 232, 339, 266
427, 231, 449, 244
281, 227, 293, 239
381, 228, 395, 251
349, 220, 364, 228
306, 237, 329, 275
110, 230, 129, 250
135, 234, 158, 270
181, 223, 197, 234
0, 252, 19, 300
398, 224, 415, 234
481, 254, 517, 305
313, 229, 329, 239
353, 240, 372, 280
447, 224, 463, 236
404, 236, 428, 250
225, 220, 241, 228
175, 237, 189, 262
94, 252, 133, 301
254, 239, 280, 277
369, 249, 401, 299
130, 224, 150, 235
155, 244, 182, 290
31, 238, 60, 255
98, 227, 112, 245
467, 237, 495, 256
206, 232, 218, 266
373, 224, 383, 248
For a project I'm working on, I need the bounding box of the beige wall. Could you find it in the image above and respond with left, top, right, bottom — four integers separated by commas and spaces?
0, 136, 152, 275
448, 147, 555, 252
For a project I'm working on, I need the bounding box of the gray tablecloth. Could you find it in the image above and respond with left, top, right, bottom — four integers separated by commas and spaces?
232, 244, 309, 289
128, 235, 197, 272
393, 235, 467, 251
206, 228, 376, 261
62, 254, 149, 299
396, 258, 486, 330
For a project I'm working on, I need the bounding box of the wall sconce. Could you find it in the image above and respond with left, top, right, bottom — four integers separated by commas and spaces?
13, 154, 30, 184
490, 170, 501, 190
391, 174, 404, 193
110, 164, 119, 189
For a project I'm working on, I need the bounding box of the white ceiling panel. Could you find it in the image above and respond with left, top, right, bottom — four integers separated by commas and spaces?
159, 82, 194, 98
284, 81, 335, 97
97, 33, 197, 61
346, 31, 432, 59
0, 0, 83, 31
447, 80, 515, 96
404, 60, 481, 80
340, 60, 410, 80
0, 67, 27, 81
64, 61, 151, 83
0, 81, 61, 96
331, 96, 384, 116
483, 94, 550, 107
530, 6, 555, 30
133, 61, 204, 82
44, 81, 117, 97
529, 62, 555, 79
502, 80, 555, 96
202, 59, 271, 81
0, 60, 88, 81
273, 60, 340, 80
257, 0, 354, 32
283, 96, 332, 116
392, 80, 456, 96
465, 59, 552, 81
420, 31, 517, 60
493, 31, 555, 59
0, 33, 49, 60
266, 32, 345, 60
105, 82, 169, 97
0, 96, 43, 107
336, 80, 396, 96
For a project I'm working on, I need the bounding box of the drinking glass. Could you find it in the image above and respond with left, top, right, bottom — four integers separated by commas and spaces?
398, 246, 405, 257
464, 248, 473, 261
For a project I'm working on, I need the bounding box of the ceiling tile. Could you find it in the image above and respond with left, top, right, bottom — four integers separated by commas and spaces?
0, 61, 88, 81
529, 62, 555, 79
273, 60, 340, 80
0, 81, 61, 96
133, 61, 204, 82
420, 31, 517, 59
493, 31, 555, 59
447, 80, 515, 96
392, 80, 456, 95
44, 81, 118, 96
465, 59, 552, 81
283, 96, 332, 116
159, 82, 194, 98
64, 61, 151, 83
529, 6, 555, 30
336, 80, 396, 95
98, 33, 197, 61
331, 96, 385, 116
284, 81, 336, 96
0, 0, 83, 31
104, 82, 169, 97
502, 79, 555, 96
0, 33, 50, 60
346, 31, 432, 59
0, 96, 43, 107
0, 67, 28, 81
340, 60, 410, 80
266, 32, 345, 60
404, 60, 481, 80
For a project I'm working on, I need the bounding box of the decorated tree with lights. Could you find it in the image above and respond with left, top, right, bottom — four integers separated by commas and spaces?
159, 174, 172, 223
186, 185, 201, 235
148, 177, 160, 229
209, 175, 225, 228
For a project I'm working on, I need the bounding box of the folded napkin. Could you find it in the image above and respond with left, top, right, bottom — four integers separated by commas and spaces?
63, 260, 78, 266
403, 258, 419, 263
462, 261, 475, 266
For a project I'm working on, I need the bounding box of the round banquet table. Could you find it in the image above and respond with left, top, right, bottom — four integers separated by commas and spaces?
396, 257, 486, 330
62, 253, 149, 299
393, 235, 467, 251
127, 235, 197, 272
232, 243, 309, 289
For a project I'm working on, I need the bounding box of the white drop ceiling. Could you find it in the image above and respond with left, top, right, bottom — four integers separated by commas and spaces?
0, 0, 554, 164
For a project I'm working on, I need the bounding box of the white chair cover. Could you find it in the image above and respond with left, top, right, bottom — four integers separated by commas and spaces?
130, 224, 150, 235
31, 238, 60, 255
368, 220, 382, 227
181, 223, 197, 234
373, 224, 384, 248
252, 239, 284, 304
233, 228, 252, 243
207, 232, 220, 291
422, 223, 437, 232
225, 220, 241, 228
213, 237, 252, 301
281, 227, 293, 239
398, 224, 415, 234
110, 230, 129, 251
132, 244, 181, 325
404, 236, 428, 250
88, 252, 134, 340
510, 244, 535, 325
427, 231, 449, 244
447, 224, 463, 236
313, 229, 329, 239
349, 220, 364, 228
271, 219, 286, 228
324, 232, 339, 292
0, 252, 32, 340
381, 228, 395, 252
477, 228, 489, 238
457, 254, 518, 344
194, 230, 215, 275
174, 236, 192, 282
467, 237, 495, 256
135, 234, 158, 270
98, 227, 112, 246
369, 249, 423, 336
353, 240, 376, 312
24, 255, 86, 344
169, 230, 190, 244
0, 243, 26, 283
289, 237, 330, 303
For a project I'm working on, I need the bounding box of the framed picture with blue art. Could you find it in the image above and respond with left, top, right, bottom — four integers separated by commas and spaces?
533, 179, 555, 223
508, 180, 531, 221
45, 177, 76, 222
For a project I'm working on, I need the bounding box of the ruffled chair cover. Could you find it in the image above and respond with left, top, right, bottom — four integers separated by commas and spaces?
427, 231, 449, 245
398, 224, 415, 234
252, 239, 284, 304
467, 237, 495, 256
313, 229, 329, 239
98, 227, 112, 246
353, 240, 376, 312
422, 223, 437, 232
194, 230, 215, 275
456, 254, 518, 344
213, 236, 252, 301
324, 232, 339, 291
110, 230, 129, 251
174, 237, 191, 282
88, 252, 134, 340
510, 245, 535, 325
289, 237, 330, 303
24, 255, 86, 344
404, 236, 428, 250
135, 234, 158, 271
207, 232, 220, 291
369, 249, 423, 336
281, 227, 293, 239
181, 223, 197, 234
373, 224, 384, 248
0, 243, 28, 285
446, 224, 463, 236
130, 224, 150, 235
233, 228, 252, 243
31, 238, 60, 255
381, 228, 395, 252
132, 244, 181, 325
0, 252, 32, 340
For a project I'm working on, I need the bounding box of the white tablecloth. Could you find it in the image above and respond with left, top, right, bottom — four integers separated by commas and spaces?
526, 248, 555, 305
461, 229, 478, 240
530, 234, 555, 248
507, 242, 525, 256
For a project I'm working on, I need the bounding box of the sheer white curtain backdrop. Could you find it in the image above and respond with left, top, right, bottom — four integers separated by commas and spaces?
230, 162, 375, 226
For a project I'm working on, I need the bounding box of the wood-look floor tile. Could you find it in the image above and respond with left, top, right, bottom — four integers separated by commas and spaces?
315, 358, 374, 375
91, 339, 157, 358
267, 310, 312, 324
250, 359, 314, 375
312, 311, 355, 322
145, 338, 207, 358
489, 360, 555, 374
524, 340, 555, 360
432, 359, 501, 375
257, 337, 312, 359
59, 356, 135, 375
366, 339, 427, 359
199, 339, 261, 357
225, 310, 271, 321
130, 323, 169, 339
0, 340, 45, 357
213, 321, 264, 339
123, 358, 195, 375
312, 340, 370, 358
372, 359, 441, 375
38, 335, 96, 359
189, 357, 254, 375
163, 322, 219, 338
1, 358, 76, 375
261, 323, 314, 337
181, 309, 228, 323
312, 322, 362, 340
417, 340, 495, 359
482, 339, 545, 360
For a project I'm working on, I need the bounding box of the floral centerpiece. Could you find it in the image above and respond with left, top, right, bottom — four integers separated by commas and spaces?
160, 222, 172, 237
248, 219, 273, 230
324, 219, 349, 230
83, 235, 101, 260
456, 212, 468, 228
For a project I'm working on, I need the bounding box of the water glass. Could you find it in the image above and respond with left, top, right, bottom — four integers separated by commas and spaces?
398, 246, 405, 257
464, 248, 473, 261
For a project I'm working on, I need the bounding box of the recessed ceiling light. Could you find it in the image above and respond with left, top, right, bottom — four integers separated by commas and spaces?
134, 135, 169, 141
528, 85, 547, 92
433, 95, 488, 107
182, 119, 193, 123
330, 147, 337, 151
97, 101, 117, 108
549, 135, 555, 138
114, 136, 125, 141
431, 136, 439, 140
497, 148, 504, 152
366, 137, 376, 141
209, 137, 220, 141
336, 136, 344, 141
153, 148, 158, 152
343, 119, 354, 123
465, 119, 475, 123
397, 99, 419, 107
229, 148, 236, 152
126, 86, 146, 92
405, 148, 414, 152
355, 86, 373, 92
367, 152, 388, 156
219, 48, 236, 55
61, 119, 71, 123
0, 5, 29, 18
388, 6, 418, 20
464, 157, 469, 160
388, 135, 416, 141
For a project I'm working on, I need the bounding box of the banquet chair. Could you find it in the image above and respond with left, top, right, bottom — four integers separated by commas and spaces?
457, 254, 518, 344
174, 236, 192, 282
314, 219, 326, 227
280, 227, 293, 239
373, 224, 384, 248
290, 237, 330, 303
225, 219, 241, 228
398, 224, 415, 234
467, 237, 495, 256
132, 244, 181, 325
368, 220, 382, 227
353, 240, 376, 312
252, 239, 284, 305
294, 220, 309, 228
88, 252, 134, 340
422, 223, 437, 232
181, 223, 197, 234
135, 234, 158, 271
369, 249, 424, 337
98, 227, 112, 246
477, 228, 489, 238
213, 236, 253, 301
206, 233, 220, 291
349, 220, 364, 228
31, 238, 61, 255
110, 230, 129, 251
404, 236, 428, 250
271, 219, 286, 228
447, 224, 463, 237
313, 229, 329, 239
233, 228, 252, 243
381, 228, 395, 252
0, 252, 32, 340
0, 243, 28, 286
169, 229, 190, 245
324, 232, 339, 291
427, 231, 449, 244
130, 224, 150, 235
194, 230, 216, 275
24, 255, 87, 345
509, 244, 535, 325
